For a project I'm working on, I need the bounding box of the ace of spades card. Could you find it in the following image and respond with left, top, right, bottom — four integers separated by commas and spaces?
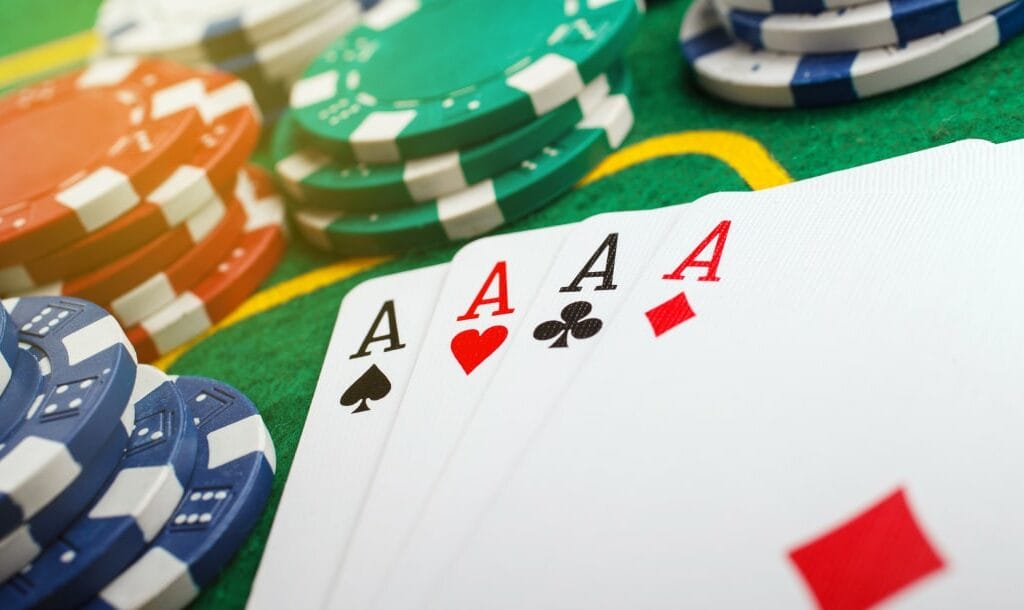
248, 265, 448, 610
420, 160, 1024, 609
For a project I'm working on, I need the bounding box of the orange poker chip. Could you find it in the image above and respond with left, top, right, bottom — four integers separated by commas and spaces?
127, 165, 286, 363
0, 57, 206, 265
108, 170, 252, 326
22, 187, 234, 306
0, 72, 261, 291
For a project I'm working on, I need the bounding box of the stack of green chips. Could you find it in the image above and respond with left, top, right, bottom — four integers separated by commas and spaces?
272, 0, 644, 256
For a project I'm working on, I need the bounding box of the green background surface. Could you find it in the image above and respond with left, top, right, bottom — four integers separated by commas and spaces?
2, 0, 1023, 607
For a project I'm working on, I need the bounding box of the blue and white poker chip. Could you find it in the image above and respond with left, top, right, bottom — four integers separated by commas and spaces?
717, 0, 1017, 54
680, 0, 1024, 107
85, 376, 275, 610
0, 352, 43, 459
96, 0, 339, 63
0, 366, 198, 609
212, 0, 359, 117
0, 297, 137, 562
0, 302, 17, 400
95, 0, 358, 119
715, 0, 874, 13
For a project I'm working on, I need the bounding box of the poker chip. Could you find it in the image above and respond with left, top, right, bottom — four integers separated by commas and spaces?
0, 58, 208, 265
0, 297, 137, 545
0, 74, 260, 294
96, 0, 359, 117
212, 1, 359, 109
108, 173, 249, 327
126, 166, 286, 363
0, 303, 17, 398
96, 0, 336, 63
0, 349, 45, 464
17, 191, 229, 306
293, 85, 635, 256
715, 0, 875, 13
274, 66, 624, 213
84, 376, 275, 610
289, 0, 643, 163
679, 0, 1024, 108
717, 0, 1018, 54
0, 366, 197, 605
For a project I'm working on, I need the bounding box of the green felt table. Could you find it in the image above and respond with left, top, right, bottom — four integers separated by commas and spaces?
1, 1, 1022, 607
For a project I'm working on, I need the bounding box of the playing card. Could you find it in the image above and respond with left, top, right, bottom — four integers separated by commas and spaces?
324, 224, 572, 610
247, 264, 448, 610
373, 138, 1006, 610
419, 151, 1024, 609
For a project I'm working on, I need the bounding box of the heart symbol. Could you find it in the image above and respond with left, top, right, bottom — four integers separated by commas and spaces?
450, 326, 508, 375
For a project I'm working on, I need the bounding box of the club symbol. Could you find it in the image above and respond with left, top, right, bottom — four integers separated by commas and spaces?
533, 301, 603, 348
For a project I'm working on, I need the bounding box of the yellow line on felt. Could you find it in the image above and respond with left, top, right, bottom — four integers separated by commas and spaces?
582, 130, 793, 191
0, 30, 100, 89
154, 256, 388, 370
155, 130, 791, 370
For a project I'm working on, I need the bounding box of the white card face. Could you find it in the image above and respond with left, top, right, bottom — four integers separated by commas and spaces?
324, 224, 572, 610
373, 138, 1003, 610
422, 156, 1024, 609
246, 264, 448, 610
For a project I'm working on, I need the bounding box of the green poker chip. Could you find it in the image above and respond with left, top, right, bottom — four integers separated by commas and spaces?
274, 63, 628, 213
289, 0, 642, 164
292, 72, 635, 256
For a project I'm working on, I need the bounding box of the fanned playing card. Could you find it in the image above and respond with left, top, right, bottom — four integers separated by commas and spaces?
248, 264, 448, 610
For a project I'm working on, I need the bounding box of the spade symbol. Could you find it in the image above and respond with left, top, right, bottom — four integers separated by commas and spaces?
533, 301, 603, 348
340, 364, 392, 414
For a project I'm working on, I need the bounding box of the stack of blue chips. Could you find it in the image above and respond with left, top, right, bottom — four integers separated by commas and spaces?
678, 0, 1024, 107
0, 296, 275, 610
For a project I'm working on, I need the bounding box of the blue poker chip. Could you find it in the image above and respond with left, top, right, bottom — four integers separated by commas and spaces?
680, 0, 1024, 108
718, 0, 1017, 54
212, 0, 359, 115
0, 301, 17, 401
85, 376, 275, 610
0, 413, 127, 581
0, 331, 38, 447
715, 0, 873, 13
0, 297, 137, 566
95, 0, 359, 117
0, 366, 198, 609
95, 0, 340, 63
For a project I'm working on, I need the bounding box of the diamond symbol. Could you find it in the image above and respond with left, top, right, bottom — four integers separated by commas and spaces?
788, 488, 944, 610
645, 291, 696, 337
